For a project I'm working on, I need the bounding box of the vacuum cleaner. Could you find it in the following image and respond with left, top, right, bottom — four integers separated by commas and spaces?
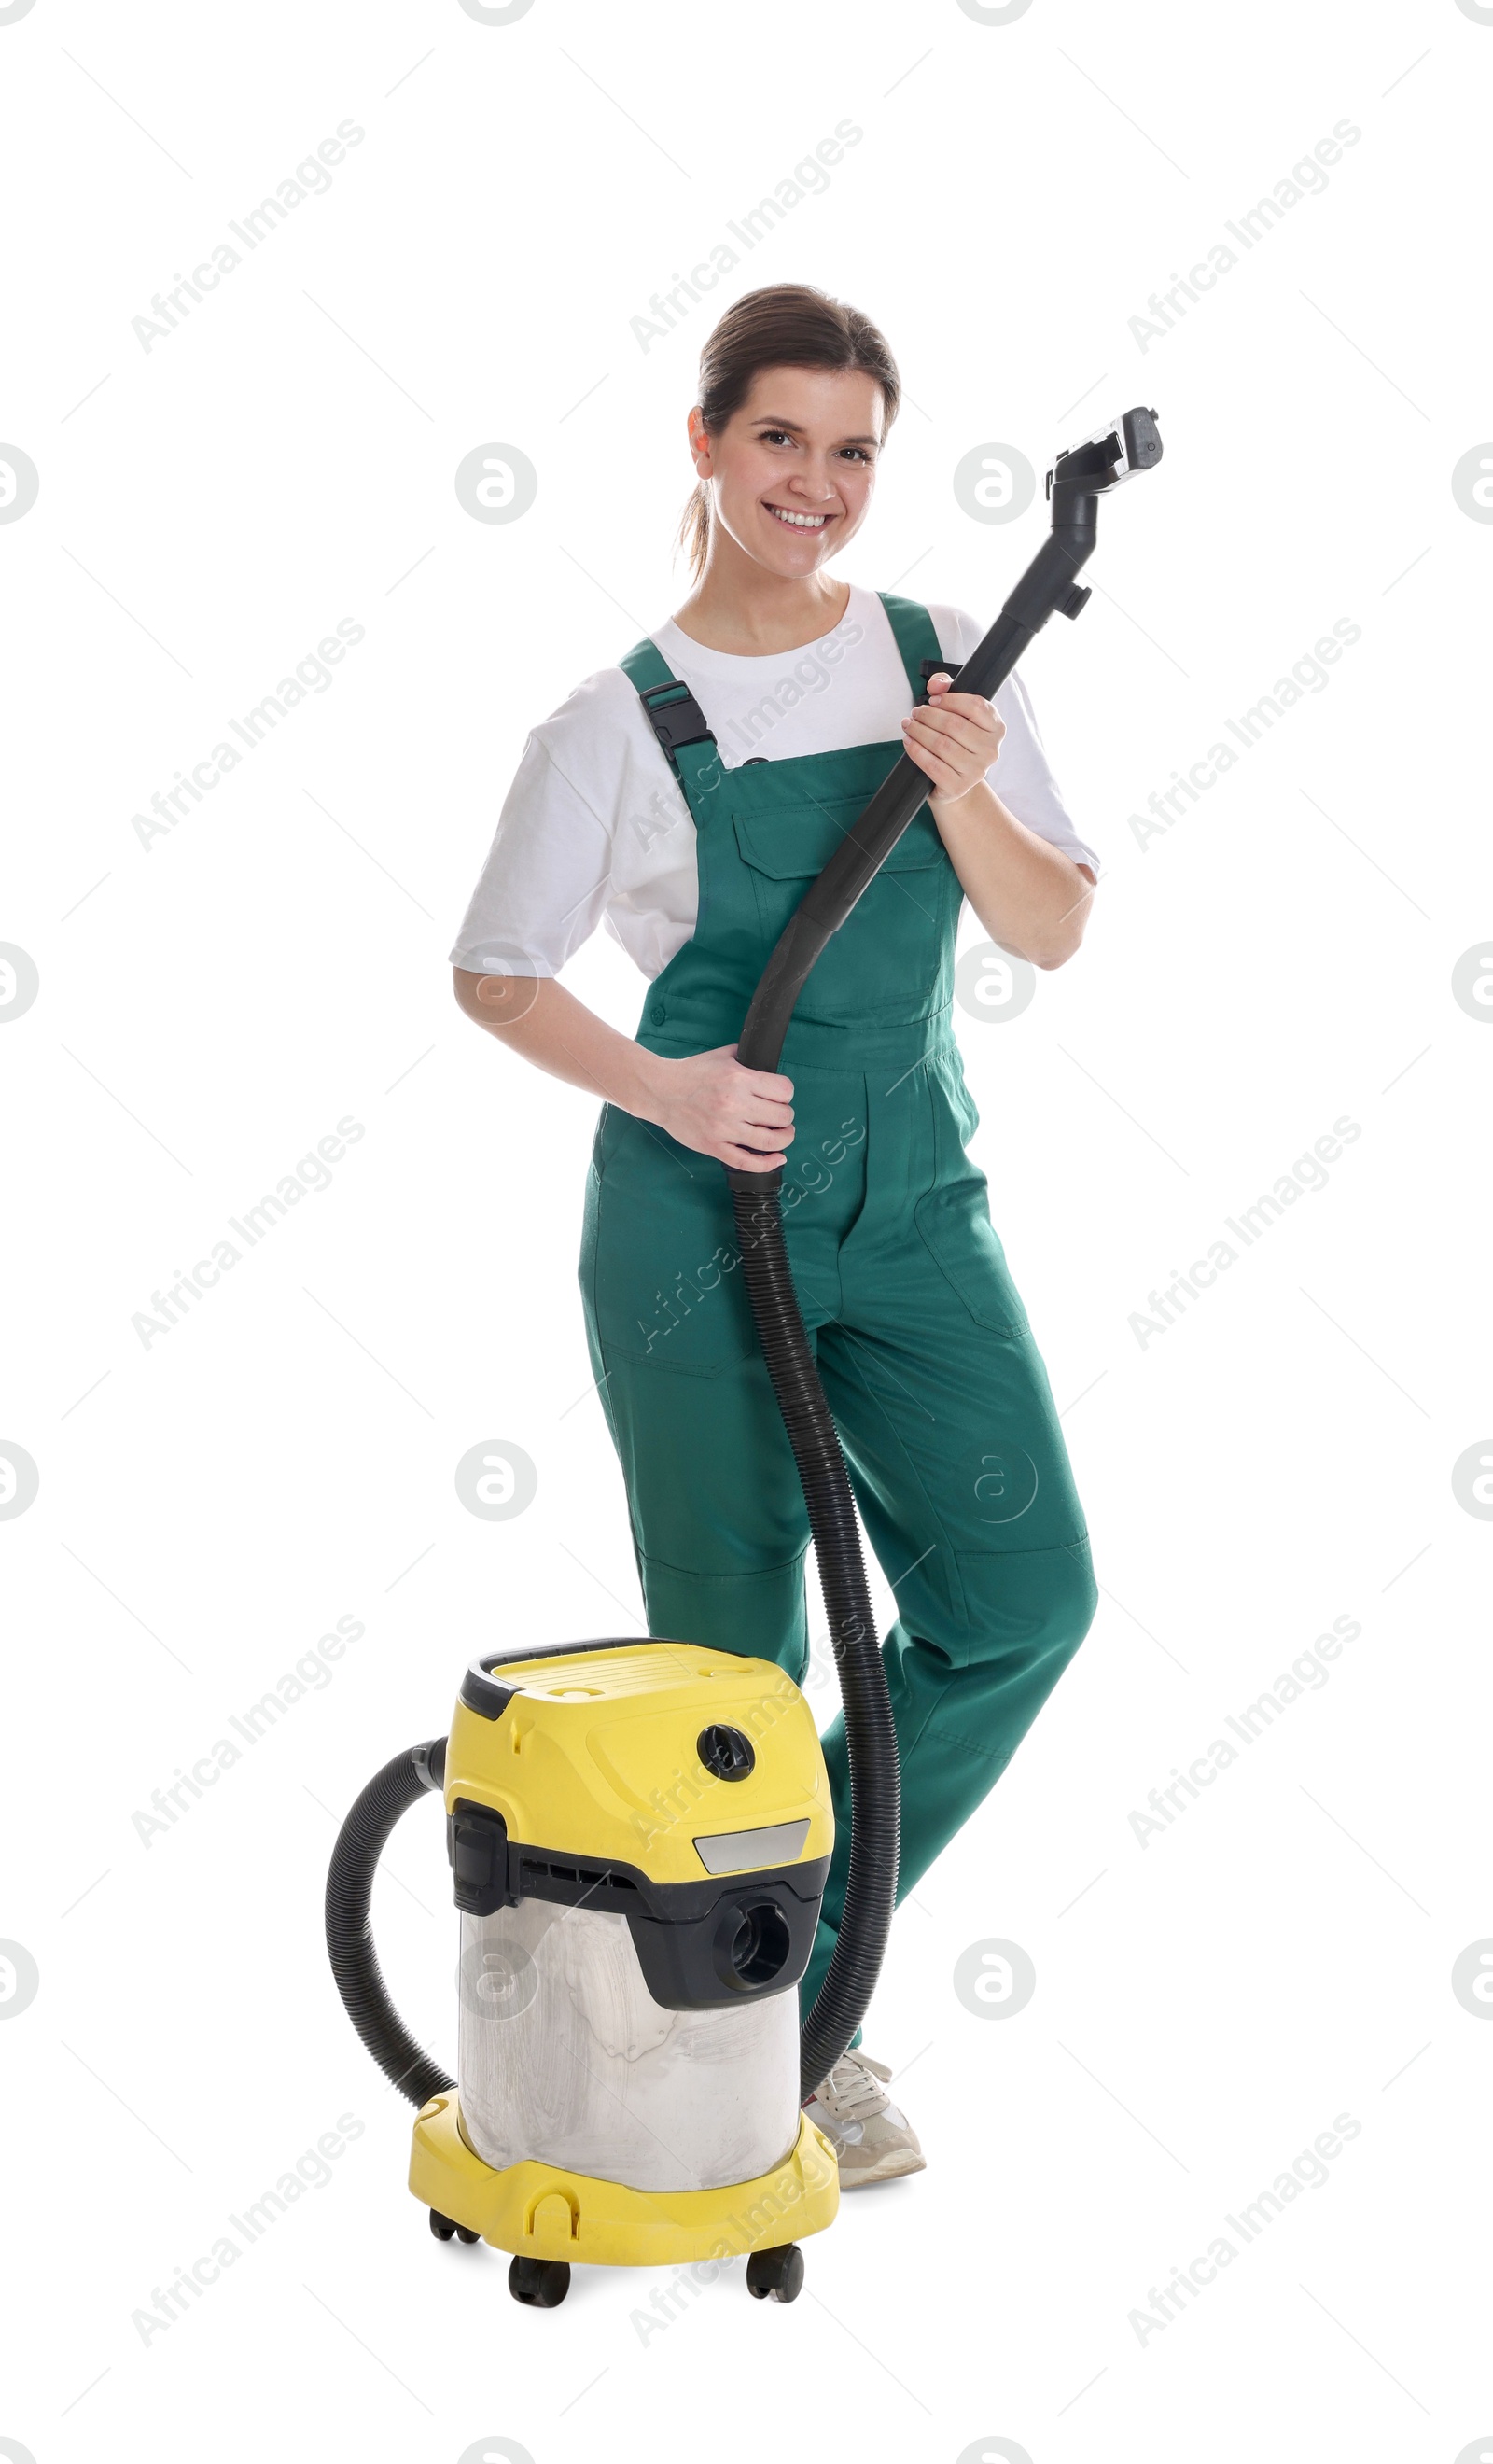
325, 406, 1164, 2308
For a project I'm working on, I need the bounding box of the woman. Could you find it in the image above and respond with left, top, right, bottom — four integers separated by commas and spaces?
451, 283, 1099, 2190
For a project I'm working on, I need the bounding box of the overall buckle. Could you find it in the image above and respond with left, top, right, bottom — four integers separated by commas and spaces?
638, 678, 716, 759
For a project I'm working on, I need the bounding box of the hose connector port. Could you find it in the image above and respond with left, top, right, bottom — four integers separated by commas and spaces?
713, 1897, 794, 1993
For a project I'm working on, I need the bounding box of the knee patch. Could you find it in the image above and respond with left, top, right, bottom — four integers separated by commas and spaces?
638, 1550, 809, 1681
951, 1534, 1097, 1673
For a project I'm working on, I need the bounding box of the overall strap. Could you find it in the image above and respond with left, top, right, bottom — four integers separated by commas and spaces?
619, 637, 719, 789
876, 592, 961, 702
622, 598, 956, 797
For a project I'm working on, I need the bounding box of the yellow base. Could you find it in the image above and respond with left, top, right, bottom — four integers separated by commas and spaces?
409, 2094, 839, 2269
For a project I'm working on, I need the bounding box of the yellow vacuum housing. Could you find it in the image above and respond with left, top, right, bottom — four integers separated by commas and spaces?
407, 1639, 839, 2303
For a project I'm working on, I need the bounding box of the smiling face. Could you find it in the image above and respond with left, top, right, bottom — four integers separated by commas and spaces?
688, 363, 886, 579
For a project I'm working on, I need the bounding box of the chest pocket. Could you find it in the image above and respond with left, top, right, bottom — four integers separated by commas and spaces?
731, 795, 948, 878
730, 797, 957, 1029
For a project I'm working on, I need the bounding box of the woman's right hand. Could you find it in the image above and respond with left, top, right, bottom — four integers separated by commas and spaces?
640, 1044, 795, 1172
452, 973, 794, 1171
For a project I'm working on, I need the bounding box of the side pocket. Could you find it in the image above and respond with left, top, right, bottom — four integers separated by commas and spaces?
590, 1100, 621, 1183
911, 1054, 1029, 1340
584, 1110, 760, 1375
914, 1055, 1023, 1334
914, 1174, 1031, 1337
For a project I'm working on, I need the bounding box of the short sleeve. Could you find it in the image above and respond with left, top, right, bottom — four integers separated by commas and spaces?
931, 604, 1101, 877
448, 733, 615, 978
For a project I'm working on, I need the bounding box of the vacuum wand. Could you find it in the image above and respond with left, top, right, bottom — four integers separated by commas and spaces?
732, 406, 1164, 1099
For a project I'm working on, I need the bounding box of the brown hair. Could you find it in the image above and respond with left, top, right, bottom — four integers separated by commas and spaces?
676, 284, 900, 580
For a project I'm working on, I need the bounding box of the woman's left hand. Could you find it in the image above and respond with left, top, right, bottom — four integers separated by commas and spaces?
900, 672, 1005, 807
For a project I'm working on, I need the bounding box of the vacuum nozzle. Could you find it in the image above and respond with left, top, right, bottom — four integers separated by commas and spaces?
1047, 405, 1163, 499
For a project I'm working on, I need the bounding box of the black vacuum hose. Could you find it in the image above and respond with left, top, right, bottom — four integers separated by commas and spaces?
731, 1182, 900, 2101
325, 1741, 453, 2107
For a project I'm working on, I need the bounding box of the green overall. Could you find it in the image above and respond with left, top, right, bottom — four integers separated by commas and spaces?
579, 593, 1097, 2026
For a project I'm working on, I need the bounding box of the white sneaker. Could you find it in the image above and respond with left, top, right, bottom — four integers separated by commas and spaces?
802, 2051, 927, 2189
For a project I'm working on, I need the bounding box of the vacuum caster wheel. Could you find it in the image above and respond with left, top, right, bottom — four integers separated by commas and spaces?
746, 2243, 804, 2303
509, 2256, 570, 2308
454, 2225, 481, 2246
428, 2209, 458, 2242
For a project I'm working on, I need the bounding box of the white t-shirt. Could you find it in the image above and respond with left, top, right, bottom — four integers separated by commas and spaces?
448, 582, 1099, 983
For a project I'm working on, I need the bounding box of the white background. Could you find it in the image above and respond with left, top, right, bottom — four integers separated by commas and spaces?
2, 1, 1490, 2458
